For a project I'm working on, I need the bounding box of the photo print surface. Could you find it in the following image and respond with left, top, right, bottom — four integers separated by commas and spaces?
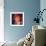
10, 12, 24, 26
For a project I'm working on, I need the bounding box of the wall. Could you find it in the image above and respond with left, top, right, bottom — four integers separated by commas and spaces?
4, 0, 40, 42
40, 0, 46, 26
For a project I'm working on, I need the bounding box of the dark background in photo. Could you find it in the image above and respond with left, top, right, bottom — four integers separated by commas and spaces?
12, 14, 23, 25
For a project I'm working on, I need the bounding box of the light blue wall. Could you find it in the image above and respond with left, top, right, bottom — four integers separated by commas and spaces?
40, 0, 46, 27
4, 0, 40, 42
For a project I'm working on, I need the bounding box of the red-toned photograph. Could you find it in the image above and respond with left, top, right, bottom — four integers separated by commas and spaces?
10, 12, 24, 26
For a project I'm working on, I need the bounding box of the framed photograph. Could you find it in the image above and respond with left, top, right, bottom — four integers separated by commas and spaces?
10, 12, 24, 26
